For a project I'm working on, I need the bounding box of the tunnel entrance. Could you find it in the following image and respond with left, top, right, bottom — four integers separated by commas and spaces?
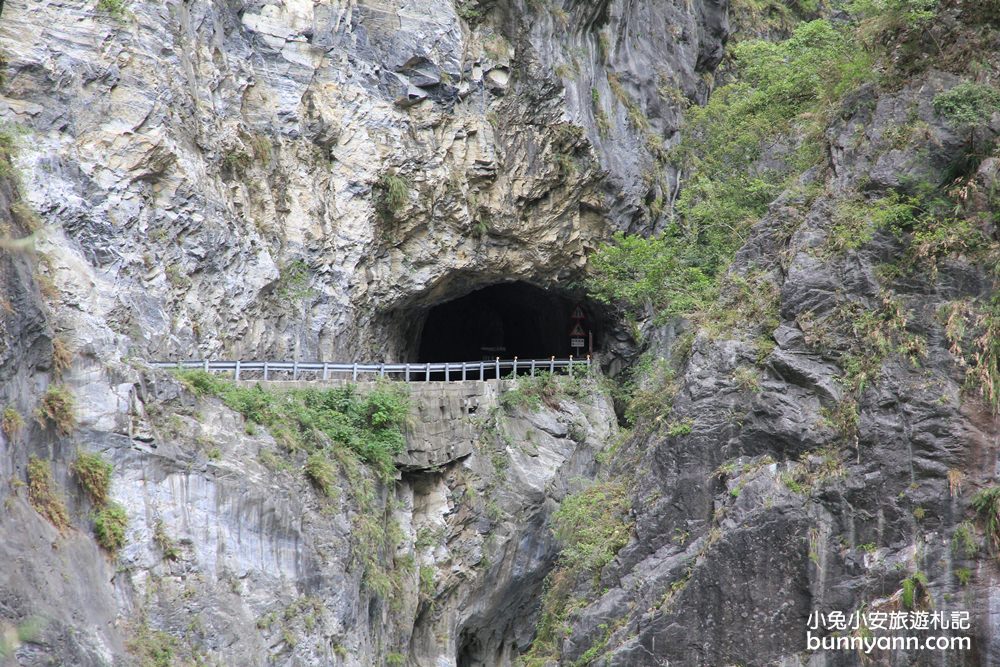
416, 282, 595, 362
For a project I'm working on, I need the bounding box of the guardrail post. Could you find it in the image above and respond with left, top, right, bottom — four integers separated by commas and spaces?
264, 361, 269, 381
293, 360, 299, 381
587, 355, 591, 370
203, 359, 209, 373
322, 362, 329, 381
425, 364, 430, 382
530, 359, 535, 377
379, 363, 385, 378
405, 363, 410, 382
444, 362, 449, 382
352, 363, 358, 381
235, 359, 241, 381
550, 356, 555, 374
479, 361, 484, 381
462, 362, 467, 381
569, 355, 574, 377
512, 357, 518, 378
495, 357, 500, 380
176, 361, 182, 371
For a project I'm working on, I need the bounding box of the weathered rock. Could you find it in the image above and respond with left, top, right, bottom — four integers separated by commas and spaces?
555, 69, 1000, 667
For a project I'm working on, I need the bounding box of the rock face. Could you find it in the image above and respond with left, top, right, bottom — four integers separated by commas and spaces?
0, 0, 724, 365
4, 0, 998, 666
0, 0, 719, 660
548, 71, 1000, 666
2, 366, 617, 666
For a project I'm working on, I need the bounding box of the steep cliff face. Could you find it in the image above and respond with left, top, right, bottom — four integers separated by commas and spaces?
541, 12, 1000, 667
4, 0, 998, 666
0, 0, 721, 665
0, 0, 724, 364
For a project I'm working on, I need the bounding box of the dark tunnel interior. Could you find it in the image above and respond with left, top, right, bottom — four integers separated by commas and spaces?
416, 282, 598, 362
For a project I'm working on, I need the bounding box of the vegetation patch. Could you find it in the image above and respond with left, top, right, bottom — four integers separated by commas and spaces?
97, 0, 129, 21
499, 372, 590, 413
153, 519, 181, 561
0, 617, 45, 661
971, 485, 1000, 553
2, 405, 24, 441
521, 479, 633, 666
51, 336, 73, 376
174, 370, 408, 481
553, 480, 633, 573
943, 297, 1000, 414
127, 623, 177, 667
71, 451, 113, 506
900, 570, 930, 610
94, 502, 128, 553
27, 456, 70, 531
373, 172, 410, 223
174, 370, 410, 599
35, 384, 76, 435
305, 452, 338, 498
586, 20, 871, 323
275, 259, 313, 305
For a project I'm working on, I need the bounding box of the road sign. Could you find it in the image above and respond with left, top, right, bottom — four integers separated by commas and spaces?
570, 322, 585, 336
571, 337, 585, 348
571, 305, 585, 320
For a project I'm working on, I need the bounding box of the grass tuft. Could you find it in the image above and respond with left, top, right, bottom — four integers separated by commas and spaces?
2, 406, 24, 441
71, 451, 113, 506
94, 502, 128, 553
27, 457, 70, 531
35, 385, 76, 435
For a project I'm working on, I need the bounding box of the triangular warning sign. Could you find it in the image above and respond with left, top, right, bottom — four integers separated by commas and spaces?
571, 306, 585, 319
570, 322, 586, 336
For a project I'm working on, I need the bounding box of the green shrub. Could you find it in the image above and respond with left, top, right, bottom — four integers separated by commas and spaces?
0, 617, 45, 661
305, 452, 338, 498
2, 406, 24, 441
373, 173, 410, 222
521, 480, 633, 666
71, 451, 113, 506
666, 420, 693, 437
900, 570, 929, 610
35, 384, 76, 435
94, 502, 128, 553
153, 520, 180, 561
553, 480, 632, 573
419, 564, 436, 598
848, 0, 937, 48
27, 457, 70, 531
456, 0, 483, 22
127, 624, 176, 667
587, 20, 870, 322
932, 82, 1000, 129
826, 192, 919, 253
933, 82, 1000, 159
729, 0, 822, 37
96, 0, 128, 20
221, 148, 252, 174
275, 259, 312, 303
971, 485, 1000, 551
174, 371, 409, 480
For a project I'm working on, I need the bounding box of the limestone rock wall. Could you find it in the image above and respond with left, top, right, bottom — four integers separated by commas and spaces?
0, 1, 722, 659
548, 70, 1000, 667
0, 0, 725, 365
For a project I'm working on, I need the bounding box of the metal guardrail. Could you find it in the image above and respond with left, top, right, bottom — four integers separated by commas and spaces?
149, 357, 592, 382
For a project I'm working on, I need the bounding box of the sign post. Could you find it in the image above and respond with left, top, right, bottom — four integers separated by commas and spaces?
569, 305, 586, 357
